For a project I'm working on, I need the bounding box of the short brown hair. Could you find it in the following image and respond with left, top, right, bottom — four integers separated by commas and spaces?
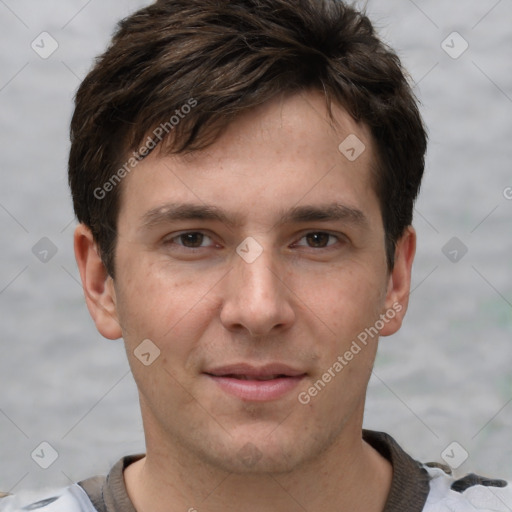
69, 0, 427, 277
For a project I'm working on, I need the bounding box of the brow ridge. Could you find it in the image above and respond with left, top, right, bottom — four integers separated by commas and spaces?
140, 202, 368, 231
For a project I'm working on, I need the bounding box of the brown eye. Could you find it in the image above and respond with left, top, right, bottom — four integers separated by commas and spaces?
305, 233, 332, 248
178, 232, 206, 248
294, 232, 339, 249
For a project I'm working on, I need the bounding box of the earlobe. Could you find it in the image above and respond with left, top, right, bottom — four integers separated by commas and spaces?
74, 224, 123, 340
380, 226, 416, 337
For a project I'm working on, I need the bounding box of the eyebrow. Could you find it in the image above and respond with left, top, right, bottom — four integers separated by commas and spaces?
141, 204, 237, 230
278, 204, 368, 227
139, 202, 369, 231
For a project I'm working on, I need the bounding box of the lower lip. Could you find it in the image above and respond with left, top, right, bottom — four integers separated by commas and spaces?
206, 375, 305, 402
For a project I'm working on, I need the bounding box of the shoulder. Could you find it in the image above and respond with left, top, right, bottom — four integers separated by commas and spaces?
0, 484, 97, 512
422, 464, 512, 512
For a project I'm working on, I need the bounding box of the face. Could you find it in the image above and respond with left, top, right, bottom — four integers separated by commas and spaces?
77, 90, 414, 474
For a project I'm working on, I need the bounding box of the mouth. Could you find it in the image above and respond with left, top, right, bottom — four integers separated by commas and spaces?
217, 374, 291, 381
204, 364, 307, 401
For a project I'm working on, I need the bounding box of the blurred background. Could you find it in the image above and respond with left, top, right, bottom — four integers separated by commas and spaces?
0, 0, 511, 492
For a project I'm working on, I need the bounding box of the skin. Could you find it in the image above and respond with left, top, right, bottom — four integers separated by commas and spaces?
75, 90, 416, 512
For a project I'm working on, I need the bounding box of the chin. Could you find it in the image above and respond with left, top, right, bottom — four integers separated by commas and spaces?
208, 448, 303, 475
193, 429, 321, 475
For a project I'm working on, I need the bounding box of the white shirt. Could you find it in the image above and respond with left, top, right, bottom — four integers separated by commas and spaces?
2, 466, 512, 512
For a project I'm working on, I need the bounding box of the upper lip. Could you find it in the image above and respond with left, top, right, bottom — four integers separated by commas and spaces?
204, 363, 306, 378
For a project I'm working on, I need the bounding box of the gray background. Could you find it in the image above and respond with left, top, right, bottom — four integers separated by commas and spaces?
1, 0, 511, 493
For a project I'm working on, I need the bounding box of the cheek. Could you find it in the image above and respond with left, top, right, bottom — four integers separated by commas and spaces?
114, 254, 221, 354
300, 264, 387, 337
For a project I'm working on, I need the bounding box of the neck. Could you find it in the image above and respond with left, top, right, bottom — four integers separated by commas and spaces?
124, 419, 392, 512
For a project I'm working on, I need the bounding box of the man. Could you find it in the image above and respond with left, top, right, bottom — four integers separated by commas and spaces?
2, 0, 510, 511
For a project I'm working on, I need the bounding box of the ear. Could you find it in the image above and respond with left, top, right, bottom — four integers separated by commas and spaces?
379, 226, 416, 337
74, 224, 123, 340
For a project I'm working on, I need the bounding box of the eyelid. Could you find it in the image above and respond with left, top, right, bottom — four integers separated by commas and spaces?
292, 231, 345, 248
164, 230, 217, 248
162, 229, 347, 250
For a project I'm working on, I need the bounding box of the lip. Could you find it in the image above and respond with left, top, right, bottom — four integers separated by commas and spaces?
204, 363, 307, 402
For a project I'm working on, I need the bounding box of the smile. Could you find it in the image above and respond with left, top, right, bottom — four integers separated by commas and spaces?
204, 363, 307, 401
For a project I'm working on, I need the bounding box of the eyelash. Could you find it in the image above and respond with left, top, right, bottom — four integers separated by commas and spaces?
163, 231, 345, 251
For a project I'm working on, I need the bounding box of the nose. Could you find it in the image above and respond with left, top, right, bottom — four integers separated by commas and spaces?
220, 247, 295, 338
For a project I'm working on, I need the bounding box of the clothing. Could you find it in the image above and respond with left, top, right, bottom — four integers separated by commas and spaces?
1, 430, 510, 511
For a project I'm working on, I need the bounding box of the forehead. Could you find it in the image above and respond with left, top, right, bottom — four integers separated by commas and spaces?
117, 90, 379, 229
175, 91, 373, 171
